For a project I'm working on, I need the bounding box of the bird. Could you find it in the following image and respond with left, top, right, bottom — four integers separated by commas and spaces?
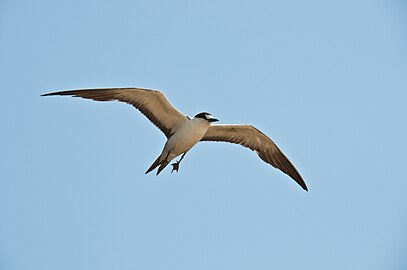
42, 87, 308, 191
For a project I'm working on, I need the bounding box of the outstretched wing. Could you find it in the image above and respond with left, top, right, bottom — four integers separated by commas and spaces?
42, 88, 188, 138
201, 124, 308, 191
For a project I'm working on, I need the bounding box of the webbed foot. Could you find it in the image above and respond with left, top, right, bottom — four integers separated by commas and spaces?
171, 161, 180, 173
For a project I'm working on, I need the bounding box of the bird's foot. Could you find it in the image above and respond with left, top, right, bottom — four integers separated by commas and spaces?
171, 161, 180, 173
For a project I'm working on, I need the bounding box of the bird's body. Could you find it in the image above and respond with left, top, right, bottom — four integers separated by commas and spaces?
146, 116, 212, 175
163, 117, 211, 159
42, 87, 309, 191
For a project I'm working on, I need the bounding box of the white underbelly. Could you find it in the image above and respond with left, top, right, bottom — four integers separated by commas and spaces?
163, 120, 209, 160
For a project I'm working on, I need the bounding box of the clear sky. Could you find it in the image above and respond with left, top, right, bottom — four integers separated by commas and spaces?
1, 0, 406, 269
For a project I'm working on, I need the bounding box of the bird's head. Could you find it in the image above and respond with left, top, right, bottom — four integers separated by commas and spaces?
194, 112, 219, 123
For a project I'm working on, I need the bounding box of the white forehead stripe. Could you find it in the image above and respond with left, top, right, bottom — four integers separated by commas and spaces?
206, 114, 213, 119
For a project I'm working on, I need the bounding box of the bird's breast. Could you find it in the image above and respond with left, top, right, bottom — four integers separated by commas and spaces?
166, 120, 210, 154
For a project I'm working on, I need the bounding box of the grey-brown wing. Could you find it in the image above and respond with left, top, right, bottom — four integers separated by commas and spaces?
42, 88, 188, 138
201, 124, 308, 191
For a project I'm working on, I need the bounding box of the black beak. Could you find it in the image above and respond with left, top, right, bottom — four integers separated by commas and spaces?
209, 118, 219, 122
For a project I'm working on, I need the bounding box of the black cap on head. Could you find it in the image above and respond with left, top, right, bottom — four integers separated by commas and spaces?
194, 112, 219, 122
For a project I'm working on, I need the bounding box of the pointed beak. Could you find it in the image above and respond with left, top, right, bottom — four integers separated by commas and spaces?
209, 118, 219, 123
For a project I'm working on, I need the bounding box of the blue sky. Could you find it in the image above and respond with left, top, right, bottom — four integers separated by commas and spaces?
1, 0, 407, 269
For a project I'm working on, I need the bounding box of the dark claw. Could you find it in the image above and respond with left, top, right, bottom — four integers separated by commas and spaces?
171, 161, 180, 173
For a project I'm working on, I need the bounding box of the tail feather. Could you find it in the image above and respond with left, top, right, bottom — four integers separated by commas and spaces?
145, 156, 162, 174
156, 161, 170, 176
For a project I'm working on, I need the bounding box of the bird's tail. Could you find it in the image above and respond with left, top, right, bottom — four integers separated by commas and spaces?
156, 161, 170, 176
145, 155, 170, 175
145, 155, 162, 174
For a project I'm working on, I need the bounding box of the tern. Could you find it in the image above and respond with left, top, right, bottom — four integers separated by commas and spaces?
42, 88, 308, 191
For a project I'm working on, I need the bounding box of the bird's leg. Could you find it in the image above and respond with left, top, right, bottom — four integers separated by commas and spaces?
171, 152, 187, 173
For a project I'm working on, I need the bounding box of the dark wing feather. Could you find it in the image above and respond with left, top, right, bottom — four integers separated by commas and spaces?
42, 88, 188, 138
201, 124, 308, 191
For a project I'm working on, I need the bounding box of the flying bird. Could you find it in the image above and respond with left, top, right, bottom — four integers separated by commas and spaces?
42, 88, 308, 191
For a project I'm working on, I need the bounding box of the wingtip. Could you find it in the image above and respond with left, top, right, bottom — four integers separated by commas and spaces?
41, 92, 60, 97
294, 176, 308, 191
299, 181, 308, 192
41, 90, 80, 97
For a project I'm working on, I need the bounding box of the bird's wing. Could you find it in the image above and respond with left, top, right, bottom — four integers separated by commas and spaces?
201, 124, 308, 191
42, 88, 188, 138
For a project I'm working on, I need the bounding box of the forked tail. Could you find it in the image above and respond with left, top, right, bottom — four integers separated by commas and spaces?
156, 161, 170, 175
145, 155, 170, 175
